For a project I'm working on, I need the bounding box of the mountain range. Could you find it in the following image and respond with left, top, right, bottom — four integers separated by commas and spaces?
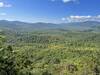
0, 20, 100, 32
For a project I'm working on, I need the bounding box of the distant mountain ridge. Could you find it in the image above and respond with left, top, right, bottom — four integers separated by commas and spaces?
0, 20, 100, 32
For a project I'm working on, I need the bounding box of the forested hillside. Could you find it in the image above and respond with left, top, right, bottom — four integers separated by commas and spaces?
0, 29, 100, 75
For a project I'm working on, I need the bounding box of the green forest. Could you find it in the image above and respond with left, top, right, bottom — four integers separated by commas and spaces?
0, 29, 100, 75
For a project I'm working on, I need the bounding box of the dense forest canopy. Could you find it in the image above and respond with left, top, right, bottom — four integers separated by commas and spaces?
0, 22, 100, 75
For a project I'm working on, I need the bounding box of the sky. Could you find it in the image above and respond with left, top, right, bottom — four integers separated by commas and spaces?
0, 0, 100, 23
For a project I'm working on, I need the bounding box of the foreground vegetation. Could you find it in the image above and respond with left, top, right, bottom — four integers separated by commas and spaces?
0, 29, 100, 75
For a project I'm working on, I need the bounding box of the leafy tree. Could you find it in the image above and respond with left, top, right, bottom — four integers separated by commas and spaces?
0, 46, 16, 75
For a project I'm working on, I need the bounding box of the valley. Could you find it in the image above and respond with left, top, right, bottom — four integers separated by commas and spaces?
0, 21, 100, 75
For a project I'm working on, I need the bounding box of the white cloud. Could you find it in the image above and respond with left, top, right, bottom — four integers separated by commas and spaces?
0, 13, 7, 16
62, 15, 100, 22
0, 2, 12, 8
51, 0, 78, 3
70, 15, 91, 19
97, 15, 100, 18
62, 0, 76, 3
62, 17, 66, 21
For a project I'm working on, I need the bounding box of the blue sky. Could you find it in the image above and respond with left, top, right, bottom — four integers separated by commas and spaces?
0, 0, 100, 23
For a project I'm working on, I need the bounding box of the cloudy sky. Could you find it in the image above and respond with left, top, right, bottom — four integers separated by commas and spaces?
0, 0, 100, 23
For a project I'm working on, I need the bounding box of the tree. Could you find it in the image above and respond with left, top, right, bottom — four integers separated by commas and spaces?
0, 46, 17, 75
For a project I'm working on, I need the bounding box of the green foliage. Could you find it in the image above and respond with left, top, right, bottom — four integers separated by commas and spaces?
0, 30, 100, 75
0, 46, 16, 75
42, 70, 52, 75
